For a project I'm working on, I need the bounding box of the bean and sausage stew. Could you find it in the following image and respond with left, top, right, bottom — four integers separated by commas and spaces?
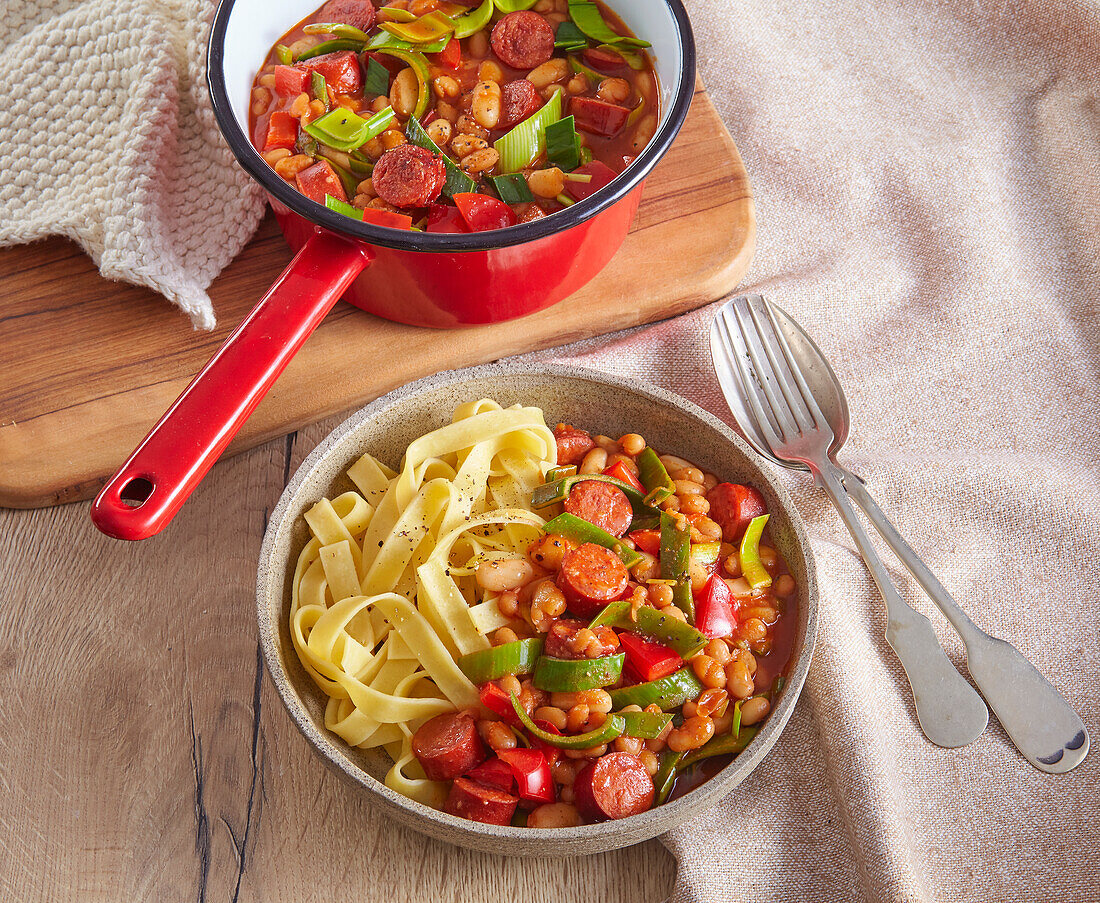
249, 0, 659, 232
419, 425, 797, 827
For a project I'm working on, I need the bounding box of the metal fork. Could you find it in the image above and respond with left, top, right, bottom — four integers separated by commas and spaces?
715, 296, 989, 748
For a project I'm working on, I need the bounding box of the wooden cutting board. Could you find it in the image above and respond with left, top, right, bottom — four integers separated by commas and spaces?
0, 79, 754, 509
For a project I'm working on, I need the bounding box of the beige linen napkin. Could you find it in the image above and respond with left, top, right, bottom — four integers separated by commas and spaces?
0, 0, 264, 329
535, 0, 1100, 899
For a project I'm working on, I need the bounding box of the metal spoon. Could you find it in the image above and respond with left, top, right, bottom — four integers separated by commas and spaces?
713, 295, 1089, 773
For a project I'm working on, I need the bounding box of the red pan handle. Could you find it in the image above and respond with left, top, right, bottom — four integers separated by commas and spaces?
91, 230, 374, 540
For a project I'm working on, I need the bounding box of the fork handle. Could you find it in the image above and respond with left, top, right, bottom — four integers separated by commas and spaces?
838, 469, 1089, 773
811, 462, 989, 748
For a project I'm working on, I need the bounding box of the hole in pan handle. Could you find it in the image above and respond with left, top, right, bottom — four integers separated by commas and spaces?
90, 230, 374, 541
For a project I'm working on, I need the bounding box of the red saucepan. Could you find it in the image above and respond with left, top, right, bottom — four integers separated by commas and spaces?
91, 0, 696, 540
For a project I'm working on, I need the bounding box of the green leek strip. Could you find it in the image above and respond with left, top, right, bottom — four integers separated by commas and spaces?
378, 7, 417, 23
495, 0, 538, 10
562, 172, 592, 182
532, 472, 649, 511
608, 667, 704, 711
555, 193, 575, 207
567, 54, 605, 87
637, 448, 675, 505
380, 10, 455, 44
730, 699, 742, 739
363, 57, 391, 96
495, 89, 562, 173
458, 638, 544, 684
654, 750, 684, 804
311, 71, 329, 112
325, 194, 364, 220
739, 514, 772, 590
367, 30, 449, 53
690, 541, 721, 570
544, 465, 576, 482
405, 115, 476, 197
373, 50, 432, 118
275, 44, 294, 65
510, 693, 625, 749
554, 20, 588, 52
451, 0, 494, 39
545, 116, 581, 171
677, 727, 759, 771
771, 675, 785, 700
660, 511, 694, 621
295, 38, 365, 62
327, 156, 362, 196
303, 22, 371, 40
296, 131, 318, 157
303, 106, 395, 152
596, 42, 644, 69
579, 146, 594, 165
567, 0, 628, 45
532, 653, 625, 692
588, 601, 707, 658
489, 173, 534, 204
626, 95, 647, 128
619, 710, 672, 739
540, 513, 641, 568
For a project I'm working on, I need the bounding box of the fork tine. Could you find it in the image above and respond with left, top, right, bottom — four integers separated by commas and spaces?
742, 296, 819, 434
714, 302, 784, 449
729, 298, 802, 441
762, 298, 833, 429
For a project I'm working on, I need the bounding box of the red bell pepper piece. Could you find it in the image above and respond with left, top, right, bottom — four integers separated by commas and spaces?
602, 460, 645, 493
453, 192, 518, 231
628, 528, 661, 555
436, 36, 461, 70
274, 65, 310, 98
618, 632, 683, 683
295, 160, 347, 204
263, 111, 299, 151
298, 50, 362, 95
479, 682, 522, 726
426, 204, 470, 234
694, 573, 738, 639
563, 161, 618, 202
465, 756, 516, 793
528, 719, 563, 767
361, 207, 414, 230
497, 748, 555, 806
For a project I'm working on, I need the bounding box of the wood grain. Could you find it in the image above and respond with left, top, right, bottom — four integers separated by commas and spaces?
0, 80, 754, 510
0, 415, 678, 902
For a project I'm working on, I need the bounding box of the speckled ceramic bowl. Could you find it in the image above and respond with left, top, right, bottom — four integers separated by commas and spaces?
257, 363, 818, 856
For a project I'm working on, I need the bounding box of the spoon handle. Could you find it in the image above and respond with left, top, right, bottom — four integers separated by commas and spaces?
812, 463, 989, 748
838, 470, 1089, 773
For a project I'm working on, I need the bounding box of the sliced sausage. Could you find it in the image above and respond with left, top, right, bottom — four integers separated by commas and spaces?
319, 0, 376, 30
582, 46, 625, 72
465, 756, 516, 793
706, 482, 767, 543
444, 777, 519, 826
411, 710, 487, 781
371, 144, 447, 208
544, 617, 620, 660
298, 50, 362, 95
564, 480, 633, 538
569, 96, 631, 137
499, 78, 543, 129
574, 753, 655, 821
490, 11, 555, 70
556, 543, 629, 618
553, 423, 595, 466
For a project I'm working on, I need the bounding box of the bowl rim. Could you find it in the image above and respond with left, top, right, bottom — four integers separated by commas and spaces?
256, 362, 818, 851
207, 0, 697, 253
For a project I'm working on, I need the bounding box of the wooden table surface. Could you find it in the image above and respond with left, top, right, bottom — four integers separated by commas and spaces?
0, 410, 677, 902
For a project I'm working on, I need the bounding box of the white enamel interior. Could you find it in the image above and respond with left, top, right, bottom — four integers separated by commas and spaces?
221, 0, 685, 139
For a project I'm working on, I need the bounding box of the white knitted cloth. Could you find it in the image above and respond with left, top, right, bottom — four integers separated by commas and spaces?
0, 0, 264, 329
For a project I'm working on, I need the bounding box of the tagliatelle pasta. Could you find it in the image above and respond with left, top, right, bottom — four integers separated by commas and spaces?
289, 399, 556, 805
